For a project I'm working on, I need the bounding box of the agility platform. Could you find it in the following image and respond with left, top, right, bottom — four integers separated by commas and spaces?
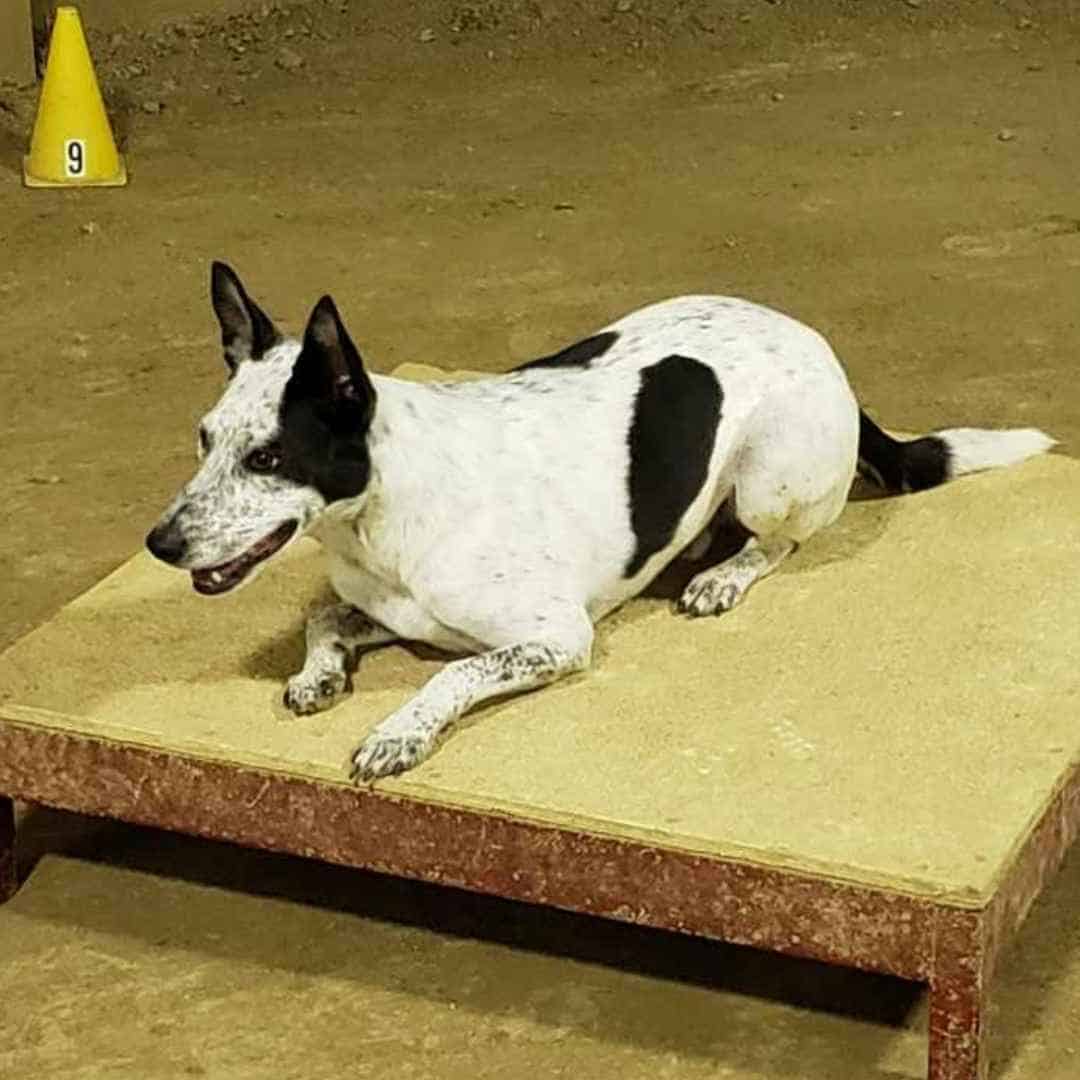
2, 365, 1078, 1080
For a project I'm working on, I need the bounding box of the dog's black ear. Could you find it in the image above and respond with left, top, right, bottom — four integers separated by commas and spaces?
287, 295, 376, 426
210, 261, 280, 372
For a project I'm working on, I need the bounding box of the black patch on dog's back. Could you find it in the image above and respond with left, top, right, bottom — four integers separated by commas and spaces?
514, 331, 619, 372
625, 355, 722, 578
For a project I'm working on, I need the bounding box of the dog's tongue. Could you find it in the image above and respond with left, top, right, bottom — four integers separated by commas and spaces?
190, 521, 298, 596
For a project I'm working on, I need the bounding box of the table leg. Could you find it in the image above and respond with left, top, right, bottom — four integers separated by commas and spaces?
0, 796, 16, 903
927, 909, 991, 1080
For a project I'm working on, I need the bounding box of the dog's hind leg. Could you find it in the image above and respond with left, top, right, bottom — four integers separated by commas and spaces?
677, 372, 859, 618
678, 533, 796, 616
676, 466, 845, 617
350, 608, 593, 782
285, 603, 396, 716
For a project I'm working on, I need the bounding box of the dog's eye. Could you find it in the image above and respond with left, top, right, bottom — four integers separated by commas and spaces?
198, 426, 212, 455
246, 447, 281, 473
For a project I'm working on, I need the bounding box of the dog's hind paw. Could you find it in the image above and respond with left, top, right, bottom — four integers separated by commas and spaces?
350, 731, 434, 783
677, 576, 743, 617
284, 669, 351, 715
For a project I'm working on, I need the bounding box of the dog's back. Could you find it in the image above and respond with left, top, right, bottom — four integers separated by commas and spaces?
350, 295, 859, 625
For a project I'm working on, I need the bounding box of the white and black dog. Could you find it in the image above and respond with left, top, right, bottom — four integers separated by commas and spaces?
146, 263, 1054, 782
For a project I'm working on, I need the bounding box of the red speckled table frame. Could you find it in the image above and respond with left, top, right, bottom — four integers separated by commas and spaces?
1, 721, 1077, 1080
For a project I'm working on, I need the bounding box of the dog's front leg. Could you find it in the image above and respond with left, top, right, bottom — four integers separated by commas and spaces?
285, 603, 397, 715
350, 622, 593, 782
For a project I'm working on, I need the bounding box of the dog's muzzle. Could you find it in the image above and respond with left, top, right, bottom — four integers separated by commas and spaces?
145, 512, 298, 595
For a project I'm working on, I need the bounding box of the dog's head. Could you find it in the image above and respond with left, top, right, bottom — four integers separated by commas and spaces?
145, 262, 377, 595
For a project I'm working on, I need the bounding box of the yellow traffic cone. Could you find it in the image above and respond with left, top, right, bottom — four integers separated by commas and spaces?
23, 6, 127, 188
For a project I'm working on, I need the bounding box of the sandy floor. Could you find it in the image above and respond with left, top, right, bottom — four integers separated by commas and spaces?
1, 1, 1079, 1076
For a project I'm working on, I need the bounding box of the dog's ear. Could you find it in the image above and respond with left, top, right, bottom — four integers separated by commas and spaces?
287, 295, 376, 426
210, 261, 280, 372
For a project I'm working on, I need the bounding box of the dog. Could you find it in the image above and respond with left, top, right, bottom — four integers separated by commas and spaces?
145, 262, 1055, 782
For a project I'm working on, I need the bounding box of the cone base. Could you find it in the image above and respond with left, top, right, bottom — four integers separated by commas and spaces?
22, 155, 128, 188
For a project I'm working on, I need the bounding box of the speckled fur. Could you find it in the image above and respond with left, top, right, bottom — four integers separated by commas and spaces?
148, 272, 1053, 783
153, 343, 327, 576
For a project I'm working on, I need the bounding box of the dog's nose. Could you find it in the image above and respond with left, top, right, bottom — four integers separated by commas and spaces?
145, 522, 189, 565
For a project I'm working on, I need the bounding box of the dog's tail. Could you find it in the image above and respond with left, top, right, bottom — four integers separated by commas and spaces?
858, 410, 1056, 494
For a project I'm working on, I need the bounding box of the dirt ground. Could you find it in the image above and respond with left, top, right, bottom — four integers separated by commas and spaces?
1, 1, 1079, 1077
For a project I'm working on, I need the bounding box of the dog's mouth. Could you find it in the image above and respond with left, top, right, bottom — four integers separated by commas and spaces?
191, 521, 298, 596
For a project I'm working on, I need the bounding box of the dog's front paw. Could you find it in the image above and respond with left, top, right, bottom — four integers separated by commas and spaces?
284, 668, 351, 716
352, 708, 440, 786
350, 730, 435, 783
